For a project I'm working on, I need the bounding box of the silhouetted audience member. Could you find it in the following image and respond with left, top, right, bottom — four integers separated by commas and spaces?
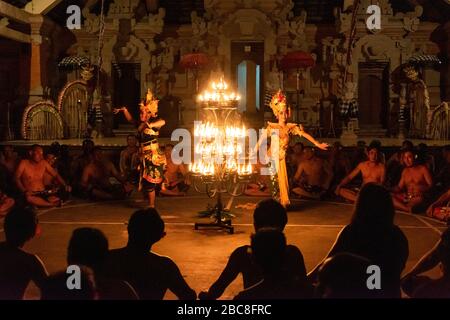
199, 199, 310, 300
315, 252, 377, 298
41, 266, 97, 300
402, 228, 450, 298
101, 208, 196, 300
234, 228, 308, 300
309, 183, 409, 298
0, 207, 48, 299
66, 228, 138, 300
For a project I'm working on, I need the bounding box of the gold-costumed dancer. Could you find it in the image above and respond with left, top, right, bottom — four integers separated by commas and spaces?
114, 89, 166, 208
255, 90, 328, 207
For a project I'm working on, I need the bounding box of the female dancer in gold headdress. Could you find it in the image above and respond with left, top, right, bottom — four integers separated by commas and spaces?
255, 90, 328, 207
113, 90, 166, 208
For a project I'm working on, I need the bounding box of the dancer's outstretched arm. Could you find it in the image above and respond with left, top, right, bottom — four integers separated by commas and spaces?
113, 106, 134, 123
291, 124, 328, 150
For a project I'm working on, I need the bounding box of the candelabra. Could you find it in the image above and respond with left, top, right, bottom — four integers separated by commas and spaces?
190, 78, 253, 234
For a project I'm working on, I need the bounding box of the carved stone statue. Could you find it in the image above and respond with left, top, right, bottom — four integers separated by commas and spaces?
404, 65, 430, 138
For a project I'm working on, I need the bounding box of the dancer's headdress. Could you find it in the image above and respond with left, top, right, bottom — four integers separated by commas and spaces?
139, 89, 159, 114
269, 90, 289, 117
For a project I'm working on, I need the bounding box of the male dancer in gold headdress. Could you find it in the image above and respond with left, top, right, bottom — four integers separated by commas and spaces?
114, 90, 166, 208
255, 90, 328, 207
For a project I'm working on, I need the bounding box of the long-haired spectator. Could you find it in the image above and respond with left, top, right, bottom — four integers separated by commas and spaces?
66, 228, 138, 299
310, 183, 409, 298
0, 206, 48, 299
200, 199, 310, 300
41, 266, 97, 300
234, 228, 308, 300
316, 253, 377, 298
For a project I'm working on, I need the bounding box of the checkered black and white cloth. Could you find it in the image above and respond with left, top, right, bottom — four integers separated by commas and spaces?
58, 56, 90, 68
338, 99, 358, 119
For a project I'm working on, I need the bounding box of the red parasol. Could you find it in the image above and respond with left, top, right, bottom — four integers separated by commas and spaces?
179, 52, 209, 70
280, 51, 315, 70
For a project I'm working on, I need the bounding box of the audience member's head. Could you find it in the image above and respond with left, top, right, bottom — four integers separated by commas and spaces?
369, 140, 382, 150
356, 140, 366, 149
4, 206, 38, 247
251, 228, 286, 275
402, 140, 414, 151
67, 228, 109, 272
253, 199, 287, 231
293, 142, 304, 154
366, 144, 379, 163
127, 208, 166, 249
29, 145, 44, 163
49, 142, 61, 158
316, 253, 374, 298
92, 147, 103, 162
82, 139, 95, 155
1, 145, 14, 158
45, 153, 58, 167
164, 144, 174, 158
416, 143, 430, 165
126, 134, 138, 148
402, 149, 416, 168
303, 146, 315, 160
352, 183, 395, 230
332, 141, 343, 153
41, 266, 97, 300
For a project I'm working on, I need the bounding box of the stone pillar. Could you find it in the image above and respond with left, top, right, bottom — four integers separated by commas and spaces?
28, 16, 53, 104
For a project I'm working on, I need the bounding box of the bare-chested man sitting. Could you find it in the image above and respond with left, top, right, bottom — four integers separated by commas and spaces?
292, 147, 332, 199
81, 147, 133, 200
392, 149, 433, 212
335, 145, 385, 203
119, 134, 139, 183
0, 145, 19, 177
159, 144, 189, 196
15, 145, 71, 208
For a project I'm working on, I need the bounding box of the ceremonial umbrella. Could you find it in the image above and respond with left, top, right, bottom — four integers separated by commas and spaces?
179, 53, 209, 93
58, 56, 90, 69
279, 51, 315, 122
408, 54, 442, 69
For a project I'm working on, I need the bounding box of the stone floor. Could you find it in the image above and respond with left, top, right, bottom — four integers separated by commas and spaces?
0, 194, 448, 300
